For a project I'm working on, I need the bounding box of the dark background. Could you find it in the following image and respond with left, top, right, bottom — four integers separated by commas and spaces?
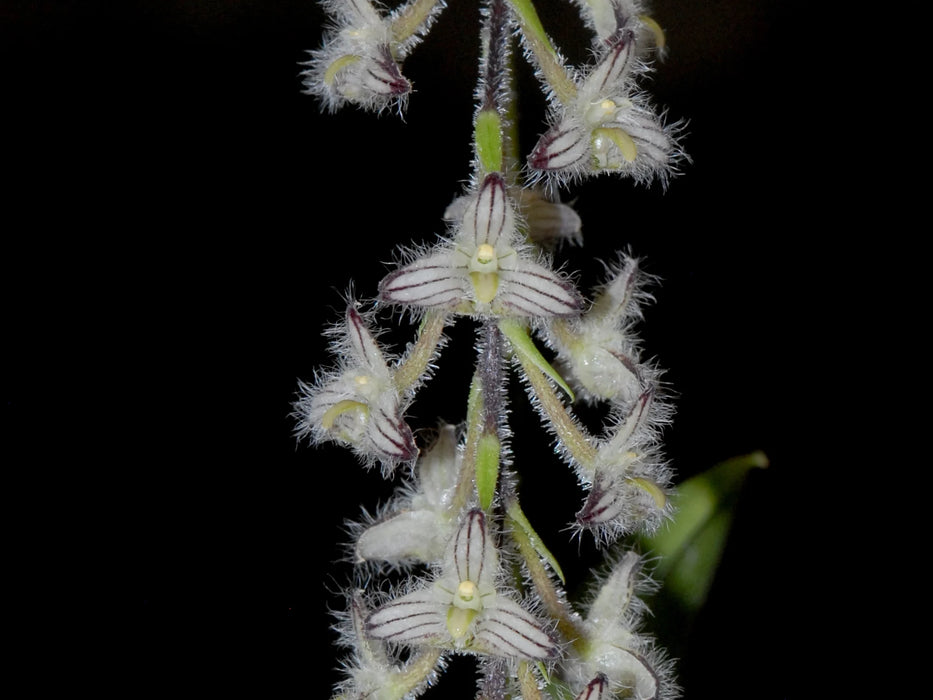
4, 0, 830, 697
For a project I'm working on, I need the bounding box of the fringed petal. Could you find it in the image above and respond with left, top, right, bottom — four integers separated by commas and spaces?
365, 590, 449, 644
472, 597, 558, 660
450, 509, 496, 587
528, 119, 590, 172
378, 252, 469, 308
367, 403, 418, 462
461, 173, 513, 248
497, 260, 584, 317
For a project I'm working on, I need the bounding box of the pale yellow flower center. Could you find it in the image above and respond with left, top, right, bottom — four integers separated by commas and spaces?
475, 243, 496, 266
457, 579, 478, 605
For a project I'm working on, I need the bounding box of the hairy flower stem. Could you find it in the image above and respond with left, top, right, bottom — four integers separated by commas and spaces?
479, 321, 505, 435
389, 648, 445, 700
505, 0, 577, 106
477, 658, 508, 700
481, 0, 509, 115
511, 341, 597, 471
393, 310, 447, 393
508, 507, 584, 645
390, 0, 445, 47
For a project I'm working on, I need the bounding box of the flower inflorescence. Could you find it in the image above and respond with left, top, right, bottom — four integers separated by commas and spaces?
295, 1, 686, 698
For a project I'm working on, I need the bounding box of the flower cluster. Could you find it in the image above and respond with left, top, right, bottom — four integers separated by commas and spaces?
296, 0, 687, 698
538, 255, 675, 541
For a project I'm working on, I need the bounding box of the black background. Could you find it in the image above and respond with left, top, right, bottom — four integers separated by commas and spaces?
4, 1, 831, 697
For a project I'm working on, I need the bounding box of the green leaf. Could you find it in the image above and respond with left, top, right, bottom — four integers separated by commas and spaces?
639, 451, 768, 611
506, 499, 565, 584
499, 319, 575, 402
474, 110, 503, 175
476, 432, 500, 512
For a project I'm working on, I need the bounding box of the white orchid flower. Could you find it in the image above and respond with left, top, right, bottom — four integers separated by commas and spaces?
528, 11, 681, 185
294, 304, 417, 471
378, 172, 583, 318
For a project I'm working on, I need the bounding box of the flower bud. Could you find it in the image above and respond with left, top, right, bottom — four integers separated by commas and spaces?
519, 189, 583, 248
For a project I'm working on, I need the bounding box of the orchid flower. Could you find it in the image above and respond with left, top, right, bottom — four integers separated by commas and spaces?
293, 304, 417, 472
527, 3, 682, 185
378, 172, 584, 319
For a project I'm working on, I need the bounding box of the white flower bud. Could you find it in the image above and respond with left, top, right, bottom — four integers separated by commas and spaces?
519, 189, 583, 249
326, 48, 411, 103
576, 466, 669, 537
355, 425, 461, 564
301, 0, 418, 114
